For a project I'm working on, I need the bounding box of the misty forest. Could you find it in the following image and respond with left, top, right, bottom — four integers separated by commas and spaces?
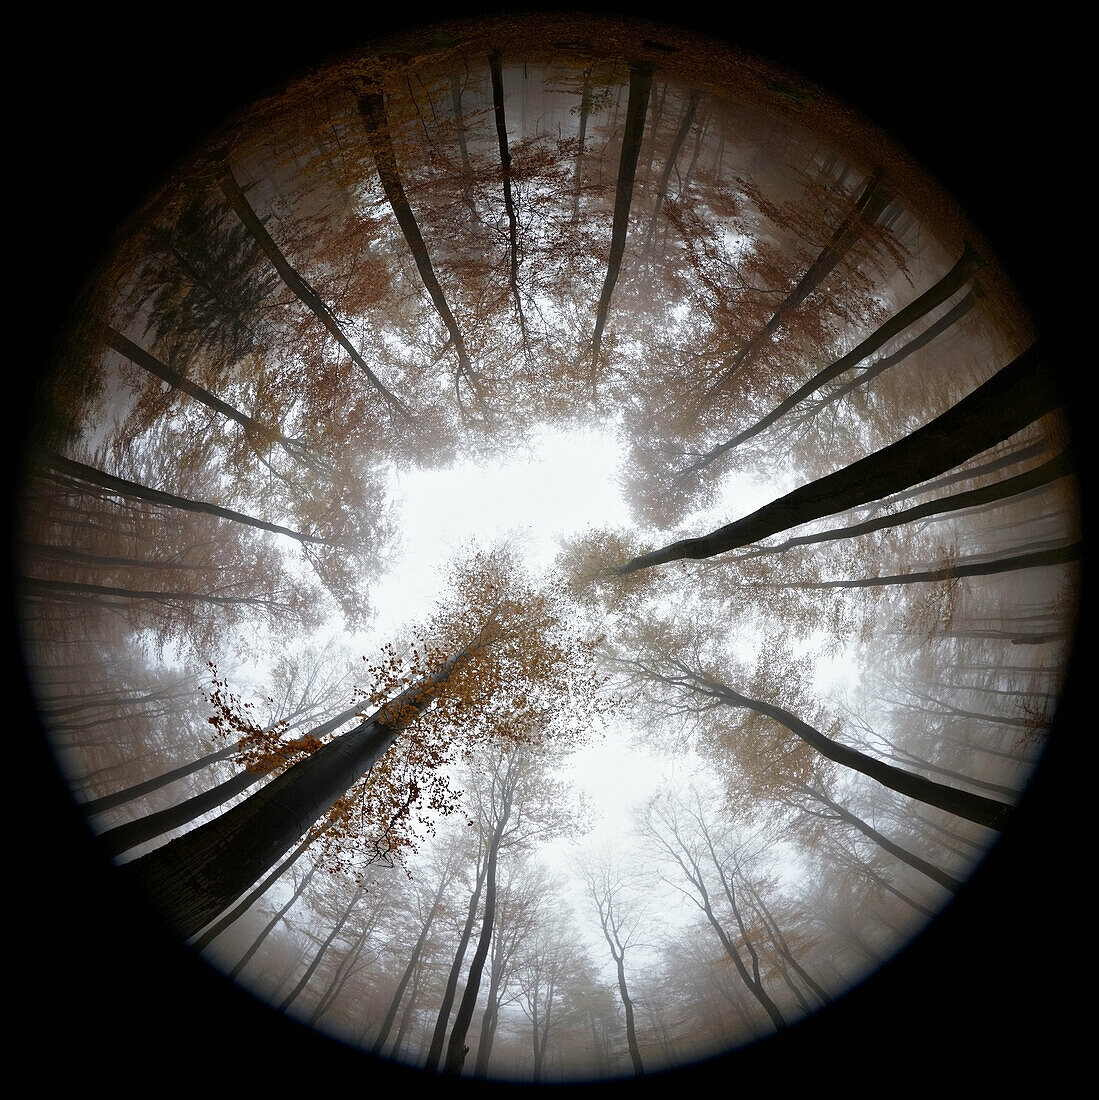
17, 14, 1079, 1084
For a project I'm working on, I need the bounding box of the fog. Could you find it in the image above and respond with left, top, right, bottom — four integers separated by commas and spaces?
16, 11, 1079, 1088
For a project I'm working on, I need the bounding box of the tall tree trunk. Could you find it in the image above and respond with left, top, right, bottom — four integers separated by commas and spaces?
371, 867, 455, 1056
356, 89, 487, 418
487, 47, 529, 353
279, 883, 365, 1011
103, 326, 312, 464
99, 699, 366, 856
803, 785, 964, 892
124, 631, 488, 940
590, 61, 654, 387
643, 90, 701, 259
229, 858, 320, 979
698, 170, 893, 408
37, 452, 336, 548
612, 343, 1059, 575
217, 169, 416, 428
732, 450, 1073, 558
676, 671, 1014, 829
682, 243, 981, 476
81, 744, 237, 816
616, 953, 645, 1075
422, 842, 491, 1073
442, 785, 514, 1075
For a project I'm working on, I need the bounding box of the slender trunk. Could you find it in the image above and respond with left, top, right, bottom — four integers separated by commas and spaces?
794, 538, 1081, 591
279, 884, 364, 1011
616, 953, 645, 1075
643, 90, 700, 258
217, 169, 416, 428
804, 786, 962, 892
682, 244, 980, 476
613, 344, 1059, 574
19, 575, 289, 611
699, 171, 893, 407
103, 326, 309, 462
125, 635, 485, 940
687, 673, 1015, 829
372, 869, 454, 1056
807, 284, 980, 421
423, 844, 491, 1073
487, 47, 529, 353
590, 61, 654, 386
571, 72, 592, 224
356, 89, 486, 417
81, 744, 237, 816
36, 452, 336, 547
229, 859, 320, 978
442, 791, 513, 1074
309, 910, 378, 1024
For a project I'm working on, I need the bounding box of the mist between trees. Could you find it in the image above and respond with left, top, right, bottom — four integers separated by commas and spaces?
18, 12, 1078, 1085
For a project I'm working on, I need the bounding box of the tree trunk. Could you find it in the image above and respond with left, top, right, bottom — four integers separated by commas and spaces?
733, 450, 1073, 558
81, 744, 237, 816
683, 243, 981, 475
124, 636, 485, 940
422, 844, 491, 1073
803, 785, 963, 892
103, 326, 308, 461
442, 786, 514, 1074
356, 89, 486, 417
797, 538, 1080, 591
279, 883, 364, 1011
689, 673, 1015, 829
613, 344, 1059, 574
590, 61, 654, 385
229, 858, 320, 979
698, 171, 893, 407
36, 452, 335, 548
217, 168, 416, 428
371, 869, 454, 1056
487, 47, 529, 352
616, 953, 645, 1075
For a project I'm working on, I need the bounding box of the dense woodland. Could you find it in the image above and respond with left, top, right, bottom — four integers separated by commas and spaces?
16, 11, 1081, 1090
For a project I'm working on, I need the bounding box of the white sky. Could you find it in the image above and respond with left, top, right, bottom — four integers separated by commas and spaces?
369, 424, 635, 636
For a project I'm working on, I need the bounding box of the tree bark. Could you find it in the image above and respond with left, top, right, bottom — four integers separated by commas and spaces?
682, 243, 981, 475
124, 635, 485, 940
36, 452, 336, 548
590, 61, 654, 384
613, 343, 1059, 574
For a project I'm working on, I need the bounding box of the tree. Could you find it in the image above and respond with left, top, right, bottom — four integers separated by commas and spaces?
123, 547, 604, 940
578, 849, 650, 1076
611, 344, 1060, 575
